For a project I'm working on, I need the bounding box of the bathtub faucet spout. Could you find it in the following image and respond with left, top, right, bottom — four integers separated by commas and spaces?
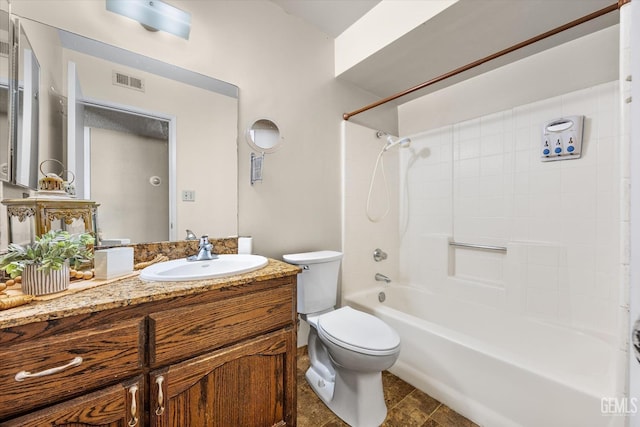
375, 273, 391, 283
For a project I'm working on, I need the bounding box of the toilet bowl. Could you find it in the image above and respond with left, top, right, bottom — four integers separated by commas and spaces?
316, 306, 400, 372
283, 251, 400, 427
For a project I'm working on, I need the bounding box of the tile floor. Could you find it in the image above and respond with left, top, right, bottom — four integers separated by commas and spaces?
297, 351, 480, 427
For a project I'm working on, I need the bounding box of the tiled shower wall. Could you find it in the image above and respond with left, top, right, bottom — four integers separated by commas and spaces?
399, 81, 621, 336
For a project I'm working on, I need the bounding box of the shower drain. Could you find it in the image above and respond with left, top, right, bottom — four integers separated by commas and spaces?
378, 292, 386, 302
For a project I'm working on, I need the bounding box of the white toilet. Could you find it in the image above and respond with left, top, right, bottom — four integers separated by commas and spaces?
283, 250, 400, 427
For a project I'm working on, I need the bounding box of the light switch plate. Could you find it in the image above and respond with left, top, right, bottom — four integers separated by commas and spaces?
182, 190, 196, 201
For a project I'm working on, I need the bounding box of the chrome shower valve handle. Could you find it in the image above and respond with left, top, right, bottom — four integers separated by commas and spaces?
373, 248, 388, 262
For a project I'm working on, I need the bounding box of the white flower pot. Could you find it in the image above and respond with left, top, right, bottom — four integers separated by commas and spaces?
22, 262, 70, 296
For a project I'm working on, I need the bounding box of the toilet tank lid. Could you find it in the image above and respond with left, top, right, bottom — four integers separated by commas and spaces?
282, 250, 343, 265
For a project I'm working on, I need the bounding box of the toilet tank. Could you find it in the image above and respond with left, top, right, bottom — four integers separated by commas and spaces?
282, 250, 343, 315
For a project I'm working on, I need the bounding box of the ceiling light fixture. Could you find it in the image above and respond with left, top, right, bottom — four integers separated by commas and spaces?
106, 0, 191, 40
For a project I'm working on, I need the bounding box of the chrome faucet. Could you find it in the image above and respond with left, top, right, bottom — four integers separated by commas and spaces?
187, 235, 218, 261
375, 273, 391, 283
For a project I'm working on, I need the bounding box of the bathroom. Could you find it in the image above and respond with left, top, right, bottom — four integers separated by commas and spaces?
0, 1, 638, 426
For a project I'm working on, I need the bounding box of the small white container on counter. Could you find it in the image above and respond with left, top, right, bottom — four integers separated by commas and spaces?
94, 247, 134, 280
238, 236, 253, 254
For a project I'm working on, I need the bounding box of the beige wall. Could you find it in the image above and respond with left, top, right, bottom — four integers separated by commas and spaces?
11, 0, 394, 258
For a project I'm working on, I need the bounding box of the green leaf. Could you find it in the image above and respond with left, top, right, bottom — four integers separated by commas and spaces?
0, 230, 94, 274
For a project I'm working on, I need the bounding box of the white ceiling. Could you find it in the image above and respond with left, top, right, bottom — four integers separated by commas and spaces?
269, 0, 619, 106
269, 0, 380, 38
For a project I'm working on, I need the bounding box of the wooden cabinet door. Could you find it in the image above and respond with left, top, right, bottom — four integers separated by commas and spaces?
150, 329, 296, 427
0, 376, 143, 427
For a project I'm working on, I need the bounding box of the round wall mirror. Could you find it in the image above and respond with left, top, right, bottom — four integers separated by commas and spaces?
246, 118, 282, 153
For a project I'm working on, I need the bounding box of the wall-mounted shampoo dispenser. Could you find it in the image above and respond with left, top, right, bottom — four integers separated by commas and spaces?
541, 115, 584, 162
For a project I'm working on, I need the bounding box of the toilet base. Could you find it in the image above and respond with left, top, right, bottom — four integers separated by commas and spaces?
305, 365, 335, 405
306, 364, 388, 427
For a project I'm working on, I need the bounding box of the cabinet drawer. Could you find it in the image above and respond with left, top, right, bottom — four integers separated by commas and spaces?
150, 284, 294, 366
2, 377, 143, 427
0, 318, 143, 419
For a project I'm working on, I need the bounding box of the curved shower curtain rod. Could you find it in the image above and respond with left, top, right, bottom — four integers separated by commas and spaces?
342, 0, 628, 121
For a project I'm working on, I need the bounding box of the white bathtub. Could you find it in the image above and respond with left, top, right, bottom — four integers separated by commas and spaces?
344, 285, 623, 427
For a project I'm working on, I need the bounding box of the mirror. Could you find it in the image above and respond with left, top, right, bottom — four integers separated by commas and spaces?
14, 21, 40, 189
0, 6, 9, 183
7, 15, 239, 244
246, 118, 282, 153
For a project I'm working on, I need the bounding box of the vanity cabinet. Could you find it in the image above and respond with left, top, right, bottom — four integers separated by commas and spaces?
0, 274, 298, 427
150, 330, 294, 426
3, 377, 144, 427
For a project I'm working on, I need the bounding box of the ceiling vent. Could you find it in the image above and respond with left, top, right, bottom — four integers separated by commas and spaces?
112, 71, 145, 92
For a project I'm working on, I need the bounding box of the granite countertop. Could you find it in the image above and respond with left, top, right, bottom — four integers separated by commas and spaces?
0, 258, 300, 329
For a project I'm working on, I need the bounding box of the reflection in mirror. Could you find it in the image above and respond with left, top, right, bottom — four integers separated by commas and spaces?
12, 16, 66, 190
246, 118, 282, 153
14, 22, 40, 189
83, 103, 170, 244
9, 16, 239, 244
0, 9, 9, 182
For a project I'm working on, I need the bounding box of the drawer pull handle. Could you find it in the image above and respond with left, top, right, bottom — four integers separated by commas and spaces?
15, 356, 83, 381
155, 375, 165, 416
128, 384, 139, 427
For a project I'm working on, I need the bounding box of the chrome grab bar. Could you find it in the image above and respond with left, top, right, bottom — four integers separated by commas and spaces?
449, 241, 507, 253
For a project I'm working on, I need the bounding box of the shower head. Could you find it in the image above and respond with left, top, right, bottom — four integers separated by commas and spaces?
384, 135, 411, 152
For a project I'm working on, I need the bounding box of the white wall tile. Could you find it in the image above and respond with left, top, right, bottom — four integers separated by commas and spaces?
560, 165, 598, 194
561, 219, 598, 246
560, 192, 597, 220
457, 118, 481, 141
526, 288, 559, 319
395, 81, 621, 335
480, 154, 505, 176
526, 264, 559, 291
528, 169, 562, 194
480, 134, 504, 157
567, 266, 596, 296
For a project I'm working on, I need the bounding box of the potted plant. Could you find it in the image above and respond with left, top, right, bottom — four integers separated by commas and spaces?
0, 230, 94, 296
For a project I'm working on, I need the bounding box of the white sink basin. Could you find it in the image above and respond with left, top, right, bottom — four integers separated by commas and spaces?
140, 254, 269, 282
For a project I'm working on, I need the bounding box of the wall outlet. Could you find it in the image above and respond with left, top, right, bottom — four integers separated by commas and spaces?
182, 190, 196, 202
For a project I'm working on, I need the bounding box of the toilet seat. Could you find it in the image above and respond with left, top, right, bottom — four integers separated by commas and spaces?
317, 307, 400, 356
